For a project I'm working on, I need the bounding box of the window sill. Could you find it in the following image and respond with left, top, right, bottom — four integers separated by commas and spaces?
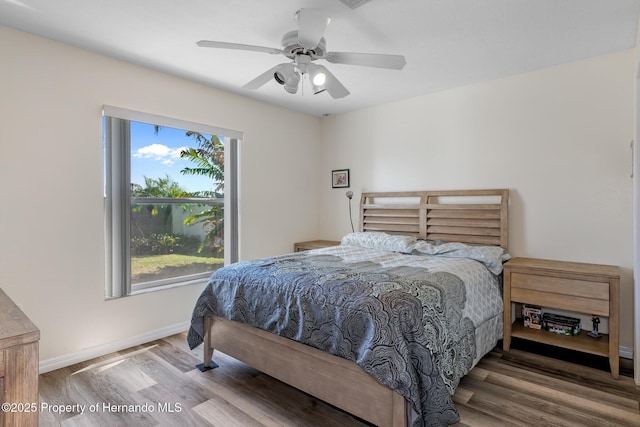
105, 275, 209, 300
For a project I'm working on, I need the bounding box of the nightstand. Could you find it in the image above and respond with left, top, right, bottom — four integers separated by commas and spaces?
294, 240, 340, 252
502, 257, 620, 378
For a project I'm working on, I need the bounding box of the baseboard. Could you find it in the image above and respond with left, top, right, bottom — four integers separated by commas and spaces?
39, 321, 190, 374
620, 346, 633, 360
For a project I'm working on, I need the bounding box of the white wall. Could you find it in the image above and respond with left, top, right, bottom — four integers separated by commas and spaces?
0, 26, 321, 363
320, 50, 635, 351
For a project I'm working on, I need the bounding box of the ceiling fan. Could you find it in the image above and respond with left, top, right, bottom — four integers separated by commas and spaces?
196, 8, 406, 99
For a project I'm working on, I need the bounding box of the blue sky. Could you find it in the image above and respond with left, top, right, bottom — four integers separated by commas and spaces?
130, 121, 216, 193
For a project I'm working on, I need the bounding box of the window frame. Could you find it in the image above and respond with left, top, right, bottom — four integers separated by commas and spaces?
103, 106, 241, 299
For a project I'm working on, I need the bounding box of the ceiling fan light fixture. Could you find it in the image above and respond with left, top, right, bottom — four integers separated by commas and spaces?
312, 72, 326, 86
311, 80, 326, 95
284, 71, 300, 94
273, 63, 300, 93
274, 71, 286, 85
307, 64, 328, 95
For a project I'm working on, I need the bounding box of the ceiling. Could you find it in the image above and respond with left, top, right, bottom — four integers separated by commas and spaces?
1, 0, 638, 117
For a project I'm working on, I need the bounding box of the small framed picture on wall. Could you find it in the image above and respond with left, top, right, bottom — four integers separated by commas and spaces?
332, 169, 350, 188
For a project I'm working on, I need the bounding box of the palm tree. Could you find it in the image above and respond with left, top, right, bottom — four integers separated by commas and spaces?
179, 132, 225, 254
131, 174, 185, 198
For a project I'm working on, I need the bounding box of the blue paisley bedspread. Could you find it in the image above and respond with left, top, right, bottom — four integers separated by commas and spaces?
188, 236, 506, 427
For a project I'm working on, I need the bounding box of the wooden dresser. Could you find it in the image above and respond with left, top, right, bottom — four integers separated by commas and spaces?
0, 288, 40, 426
502, 257, 620, 378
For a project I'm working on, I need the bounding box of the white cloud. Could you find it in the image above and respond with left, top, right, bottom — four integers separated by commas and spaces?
133, 144, 187, 165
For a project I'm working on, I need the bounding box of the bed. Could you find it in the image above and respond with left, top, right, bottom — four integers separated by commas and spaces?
188, 189, 509, 427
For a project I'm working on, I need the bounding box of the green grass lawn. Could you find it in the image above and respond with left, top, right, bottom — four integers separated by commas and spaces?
132, 253, 224, 283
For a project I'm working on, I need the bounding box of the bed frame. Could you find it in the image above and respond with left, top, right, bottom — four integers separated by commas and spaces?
200, 189, 509, 427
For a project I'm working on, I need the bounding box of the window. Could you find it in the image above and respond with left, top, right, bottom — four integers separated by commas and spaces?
103, 106, 241, 298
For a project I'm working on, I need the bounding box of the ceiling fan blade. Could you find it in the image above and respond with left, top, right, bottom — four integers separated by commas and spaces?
242, 65, 279, 90
197, 40, 282, 55
324, 52, 406, 70
314, 65, 350, 99
296, 8, 331, 50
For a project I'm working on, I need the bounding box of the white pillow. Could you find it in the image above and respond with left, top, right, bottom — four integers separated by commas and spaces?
341, 232, 416, 253
412, 240, 510, 274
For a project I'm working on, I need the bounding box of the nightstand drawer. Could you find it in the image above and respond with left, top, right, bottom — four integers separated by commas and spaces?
510, 287, 610, 316
511, 272, 609, 299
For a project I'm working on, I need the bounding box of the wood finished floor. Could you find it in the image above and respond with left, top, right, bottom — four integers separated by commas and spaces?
39, 333, 640, 427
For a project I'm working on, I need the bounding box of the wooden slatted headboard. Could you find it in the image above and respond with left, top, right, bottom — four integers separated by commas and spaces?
360, 189, 509, 250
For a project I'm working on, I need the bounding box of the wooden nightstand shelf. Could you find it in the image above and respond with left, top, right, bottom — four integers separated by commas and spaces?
294, 240, 340, 252
502, 257, 620, 378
